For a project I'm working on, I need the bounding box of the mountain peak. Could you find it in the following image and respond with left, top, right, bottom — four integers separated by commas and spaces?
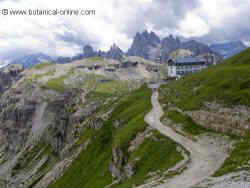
127, 31, 160, 59
106, 43, 124, 60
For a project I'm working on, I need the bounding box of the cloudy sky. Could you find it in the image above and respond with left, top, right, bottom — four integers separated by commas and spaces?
0, 0, 249, 59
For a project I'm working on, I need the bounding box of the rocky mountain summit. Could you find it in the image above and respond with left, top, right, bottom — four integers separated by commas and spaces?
105, 44, 124, 60
127, 31, 161, 60
127, 31, 218, 62
55, 44, 124, 64
4, 31, 245, 70
4, 31, 222, 69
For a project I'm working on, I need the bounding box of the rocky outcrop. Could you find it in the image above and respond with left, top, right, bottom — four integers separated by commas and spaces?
0, 79, 108, 187
186, 103, 250, 136
109, 148, 135, 181
0, 64, 23, 95
109, 128, 154, 182
106, 44, 124, 60
33, 139, 90, 188
0, 100, 36, 154
109, 148, 126, 180
0, 88, 81, 157
169, 49, 194, 59
128, 127, 153, 152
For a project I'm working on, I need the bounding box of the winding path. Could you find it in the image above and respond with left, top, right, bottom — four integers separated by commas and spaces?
144, 91, 228, 188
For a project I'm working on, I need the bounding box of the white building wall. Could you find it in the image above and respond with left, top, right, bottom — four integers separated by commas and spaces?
168, 62, 209, 78
168, 65, 177, 77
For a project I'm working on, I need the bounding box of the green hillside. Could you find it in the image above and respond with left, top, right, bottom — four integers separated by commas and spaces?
160, 48, 250, 176
160, 48, 250, 111
49, 86, 183, 188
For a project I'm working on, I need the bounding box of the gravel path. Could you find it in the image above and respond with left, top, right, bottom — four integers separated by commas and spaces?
144, 91, 228, 188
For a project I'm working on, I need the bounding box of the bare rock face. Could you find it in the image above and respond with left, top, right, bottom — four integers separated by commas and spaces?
128, 127, 153, 152
87, 117, 104, 130
0, 94, 36, 155
187, 103, 250, 136
127, 30, 161, 60
109, 130, 154, 182
0, 129, 5, 145
0, 64, 23, 95
127, 31, 220, 62
109, 148, 126, 180
0, 85, 92, 187
106, 44, 124, 60
33, 159, 72, 188
109, 147, 135, 181
124, 162, 135, 178
39, 89, 92, 154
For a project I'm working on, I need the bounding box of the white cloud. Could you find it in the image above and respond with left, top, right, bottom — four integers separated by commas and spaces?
0, 0, 151, 57
0, 0, 249, 59
188, 0, 250, 43
178, 12, 210, 37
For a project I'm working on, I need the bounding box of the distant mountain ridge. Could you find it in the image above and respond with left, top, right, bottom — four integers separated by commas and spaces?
4, 31, 247, 69
210, 41, 248, 59
10, 53, 55, 68
127, 31, 216, 62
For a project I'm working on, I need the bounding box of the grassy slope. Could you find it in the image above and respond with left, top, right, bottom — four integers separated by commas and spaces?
117, 131, 183, 188
32, 62, 54, 69
160, 48, 250, 176
160, 48, 250, 110
49, 86, 183, 188
12, 142, 58, 187
40, 69, 138, 95
214, 134, 250, 176
165, 110, 208, 136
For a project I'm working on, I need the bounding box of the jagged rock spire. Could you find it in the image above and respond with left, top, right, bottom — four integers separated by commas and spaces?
106, 43, 124, 60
